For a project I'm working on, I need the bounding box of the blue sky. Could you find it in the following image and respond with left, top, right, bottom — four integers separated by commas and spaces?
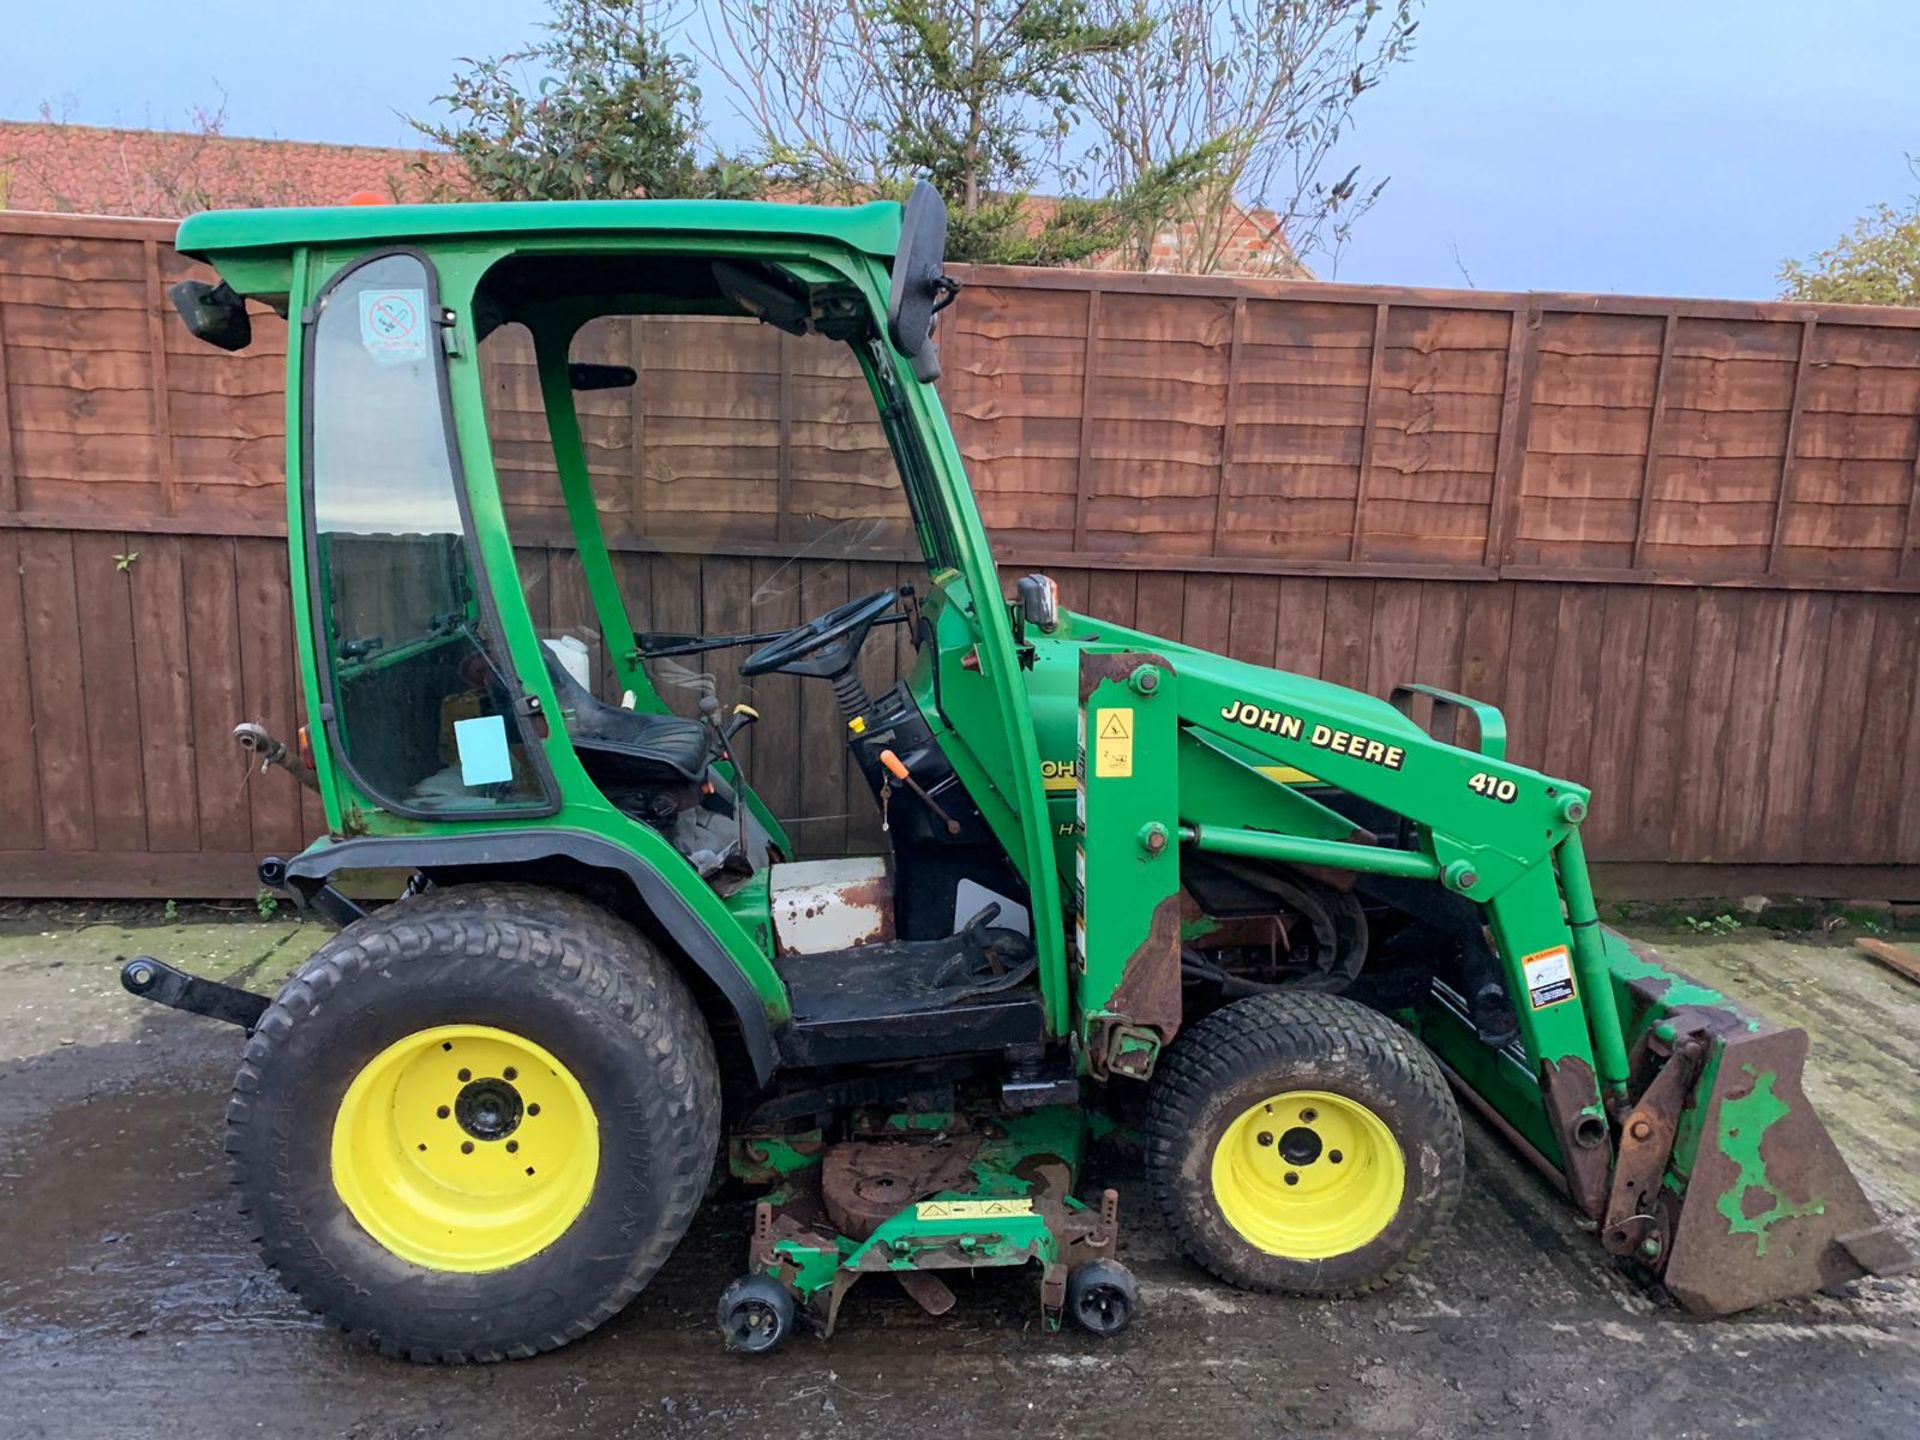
3, 1, 1915, 298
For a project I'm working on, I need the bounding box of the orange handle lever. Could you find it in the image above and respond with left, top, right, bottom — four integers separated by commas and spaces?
879, 749, 911, 781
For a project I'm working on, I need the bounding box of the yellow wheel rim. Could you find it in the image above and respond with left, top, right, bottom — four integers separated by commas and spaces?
1211, 1089, 1406, 1259
331, 1024, 599, 1272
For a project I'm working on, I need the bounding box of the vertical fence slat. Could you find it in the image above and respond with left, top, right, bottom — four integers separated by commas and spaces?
1902, 410, 1920, 579
1347, 303, 1390, 562
629, 317, 648, 533
774, 328, 795, 542
1070, 288, 1103, 552
1209, 296, 1247, 557
142, 238, 179, 517
0, 530, 43, 849
1484, 300, 1539, 567
1630, 310, 1679, 569
1767, 318, 1817, 573
0, 295, 15, 514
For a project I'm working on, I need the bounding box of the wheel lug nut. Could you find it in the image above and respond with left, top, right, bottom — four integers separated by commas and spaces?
504, 1067, 517, 1081
1257, 1131, 1274, 1147
436, 1105, 450, 1119
458, 1068, 472, 1082
461, 1141, 474, 1154
1299, 1109, 1317, 1123
527, 1104, 541, 1117
1284, 1172, 1299, 1185
507, 1140, 519, 1153
1329, 1150, 1344, 1164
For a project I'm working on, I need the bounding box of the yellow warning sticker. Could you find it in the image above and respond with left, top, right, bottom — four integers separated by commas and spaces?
1522, 945, 1577, 1010
1094, 707, 1134, 778
915, 1198, 1036, 1221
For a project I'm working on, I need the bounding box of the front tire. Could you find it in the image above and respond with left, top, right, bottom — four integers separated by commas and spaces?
227, 884, 720, 1362
1146, 991, 1463, 1297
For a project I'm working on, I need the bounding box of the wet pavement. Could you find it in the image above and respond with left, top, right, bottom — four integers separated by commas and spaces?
2, 913, 1917, 1439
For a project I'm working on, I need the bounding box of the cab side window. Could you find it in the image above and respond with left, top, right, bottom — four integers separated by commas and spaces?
308, 252, 550, 814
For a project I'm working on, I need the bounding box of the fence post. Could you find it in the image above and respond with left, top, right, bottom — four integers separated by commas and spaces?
1484, 299, 1540, 569
1630, 310, 1679, 569
1348, 303, 1390, 562
0, 296, 15, 514
1767, 317, 1817, 573
141, 239, 179, 518
1209, 296, 1247, 556
1071, 287, 1104, 553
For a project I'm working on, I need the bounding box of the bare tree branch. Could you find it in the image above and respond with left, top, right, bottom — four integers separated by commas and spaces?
1078, 0, 1417, 275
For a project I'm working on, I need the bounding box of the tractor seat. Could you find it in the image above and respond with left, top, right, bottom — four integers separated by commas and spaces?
542, 651, 711, 782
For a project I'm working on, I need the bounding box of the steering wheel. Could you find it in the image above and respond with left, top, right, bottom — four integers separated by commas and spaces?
740, 588, 900, 679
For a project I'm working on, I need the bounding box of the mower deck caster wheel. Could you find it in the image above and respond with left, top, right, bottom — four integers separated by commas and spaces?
718, 1275, 796, 1355
1066, 1259, 1137, 1337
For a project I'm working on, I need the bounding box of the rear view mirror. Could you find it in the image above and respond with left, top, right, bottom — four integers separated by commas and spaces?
1016, 574, 1060, 633
168, 279, 252, 352
887, 180, 957, 383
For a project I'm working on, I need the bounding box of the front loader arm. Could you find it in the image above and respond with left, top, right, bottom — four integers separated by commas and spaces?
1164, 650, 1626, 1211
1067, 628, 1908, 1314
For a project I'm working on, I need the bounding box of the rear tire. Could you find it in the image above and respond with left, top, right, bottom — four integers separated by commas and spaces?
227, 884, 720, 1362
1145, 991, 1463, 1297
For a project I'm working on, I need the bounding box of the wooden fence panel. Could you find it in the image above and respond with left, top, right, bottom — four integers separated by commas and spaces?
4, 213, 1920, 895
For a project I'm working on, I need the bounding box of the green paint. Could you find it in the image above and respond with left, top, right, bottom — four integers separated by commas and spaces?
770, 1238, 845, 1292
729, 1131, 823, 1183
1715, 1065, 1825, 1254
1603, 931, 1739, 1011
883, 1111, 958, 1133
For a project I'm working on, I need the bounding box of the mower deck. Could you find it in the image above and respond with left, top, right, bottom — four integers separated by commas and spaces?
733, 1106, 1123, 1341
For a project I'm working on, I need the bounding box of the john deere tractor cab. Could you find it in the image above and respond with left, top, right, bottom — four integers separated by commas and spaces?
129, 183, 1909, 1360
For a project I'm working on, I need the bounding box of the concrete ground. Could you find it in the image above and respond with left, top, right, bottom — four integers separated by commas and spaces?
1, 908, 1917, 1440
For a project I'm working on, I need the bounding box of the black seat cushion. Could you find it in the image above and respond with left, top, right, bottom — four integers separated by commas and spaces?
543, 651, 710, 782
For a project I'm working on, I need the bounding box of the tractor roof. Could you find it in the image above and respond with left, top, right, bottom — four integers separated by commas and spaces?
175, 198, 906, 301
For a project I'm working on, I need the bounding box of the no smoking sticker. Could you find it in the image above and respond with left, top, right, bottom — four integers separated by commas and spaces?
359, 287, 428, 364
1523, 945, 1577, 1010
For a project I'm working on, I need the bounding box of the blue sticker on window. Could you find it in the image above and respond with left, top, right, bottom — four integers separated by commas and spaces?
453, 714, 513, 786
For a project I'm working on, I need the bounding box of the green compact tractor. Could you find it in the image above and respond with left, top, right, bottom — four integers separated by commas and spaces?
128, 184, 1909, 1360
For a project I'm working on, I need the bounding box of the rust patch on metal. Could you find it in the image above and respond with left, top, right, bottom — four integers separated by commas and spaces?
1601, 1035, 1705, 1263
820, 1136, 983, 1240
771, 863, 895, 957
1106, 890, 1185, 1039
1539, 1055, 1610, 1221
1078, 650, 1175, 702
896, 1269, 957, 1315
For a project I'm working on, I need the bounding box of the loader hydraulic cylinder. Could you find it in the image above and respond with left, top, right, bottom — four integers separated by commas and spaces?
1553, 827, 1631, 1099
